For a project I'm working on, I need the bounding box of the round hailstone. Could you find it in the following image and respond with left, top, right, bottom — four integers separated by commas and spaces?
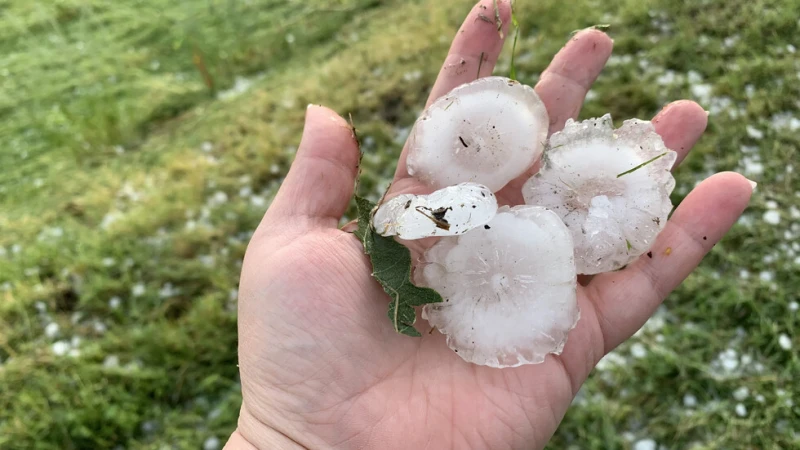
522, 114, 677, 275
406, 76, 549, 192
418, 205, 578, 368
371, 183, 497, 239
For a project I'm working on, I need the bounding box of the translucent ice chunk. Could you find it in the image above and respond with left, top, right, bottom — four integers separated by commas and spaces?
522, 114, 677, 274
406, 77, 549, 192
371, 183, 497, 240
418, 206, 579, 368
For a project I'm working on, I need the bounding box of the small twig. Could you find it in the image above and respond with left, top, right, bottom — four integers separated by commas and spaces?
616, 152, 668, 178
191, 47, 215, 93
373, 182, 393, 224
348, 113, 361, 148
415, 206, 451, 231
349, 113, 363, 195
476, 51, 485, 80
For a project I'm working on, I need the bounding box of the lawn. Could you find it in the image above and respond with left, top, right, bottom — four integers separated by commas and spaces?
0, 0, 797, 448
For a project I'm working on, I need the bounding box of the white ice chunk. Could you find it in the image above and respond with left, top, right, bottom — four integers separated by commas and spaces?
523, 114, 677, 274
371, 183, 497, 239
406, 77, 549, 192
418, 206, 578, 368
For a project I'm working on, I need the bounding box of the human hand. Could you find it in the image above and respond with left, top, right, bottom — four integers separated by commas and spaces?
226, 1, 753, 448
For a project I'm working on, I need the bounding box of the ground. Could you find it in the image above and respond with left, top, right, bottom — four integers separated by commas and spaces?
0, 0, 798, 448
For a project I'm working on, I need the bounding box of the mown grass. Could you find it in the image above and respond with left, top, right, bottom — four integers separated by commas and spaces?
1, 0, 798, 448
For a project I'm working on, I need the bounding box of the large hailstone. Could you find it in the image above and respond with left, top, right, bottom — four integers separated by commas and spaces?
522, 115, 677, 275
406, 77, 549, 192
371, 183, 497, 239
418, 206, 578, 368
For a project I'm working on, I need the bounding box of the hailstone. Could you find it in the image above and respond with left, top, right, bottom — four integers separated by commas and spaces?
406, 76, 549, 192
371, 183, 498, 239
418, 205, 578, 368
522, 114, 677, 275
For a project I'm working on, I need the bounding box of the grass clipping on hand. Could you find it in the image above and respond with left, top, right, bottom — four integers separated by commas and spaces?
354, 195, 443, 337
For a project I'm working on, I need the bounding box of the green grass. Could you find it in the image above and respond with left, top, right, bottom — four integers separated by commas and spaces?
1, 0, 798, 448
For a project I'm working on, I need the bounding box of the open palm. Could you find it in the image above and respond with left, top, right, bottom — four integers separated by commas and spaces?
226, 1, 752, 449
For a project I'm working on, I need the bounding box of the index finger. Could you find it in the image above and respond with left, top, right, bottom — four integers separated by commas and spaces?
393, 0, 512, 182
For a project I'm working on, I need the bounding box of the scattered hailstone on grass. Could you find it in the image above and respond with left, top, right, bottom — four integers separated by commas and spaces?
733, 386, 750, 401
44, 322, 60, 339
93, 321, 108, 334
406, 77, 549, 192
630, 342, 648, 358
716, 348, 740, 373
523, 115, 677, 274
103, 355, 120, 368
131, 283, 146, 297
417, 206, 578, 368
371, 183, 497, 239
763, 210, 781, 224
203, 436, 221, 450
778, 333, 792, 350
634, 439, 657, 450
746, 125, 764, 140
52, 340, 70, 356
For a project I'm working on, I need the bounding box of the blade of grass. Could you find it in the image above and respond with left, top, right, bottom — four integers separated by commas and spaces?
616, 152, 668, 178
509, 1, 520, 80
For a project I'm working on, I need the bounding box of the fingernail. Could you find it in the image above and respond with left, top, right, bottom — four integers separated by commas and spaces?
746, 178, 757, 192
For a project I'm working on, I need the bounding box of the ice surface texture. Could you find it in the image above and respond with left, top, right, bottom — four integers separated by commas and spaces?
371, 183, 498, 240
522, 115, 677, 275
406, 77, 549, 192
419, 206, 579, 368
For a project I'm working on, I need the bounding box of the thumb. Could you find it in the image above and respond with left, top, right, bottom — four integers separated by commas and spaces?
262, 104, 360, 230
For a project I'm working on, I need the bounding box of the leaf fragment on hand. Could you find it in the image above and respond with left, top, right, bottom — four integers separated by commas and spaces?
569, 23, 611, 37
354, 195, 443, 337
492, 0, 505, 39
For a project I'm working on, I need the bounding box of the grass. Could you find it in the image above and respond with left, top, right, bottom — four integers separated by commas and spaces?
1, 0, 798, 448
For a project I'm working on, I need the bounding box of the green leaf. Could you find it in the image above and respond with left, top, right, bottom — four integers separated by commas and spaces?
354, 195, 443, 337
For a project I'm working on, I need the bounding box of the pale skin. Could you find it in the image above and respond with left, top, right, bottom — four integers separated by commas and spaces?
225, 1, 754, 449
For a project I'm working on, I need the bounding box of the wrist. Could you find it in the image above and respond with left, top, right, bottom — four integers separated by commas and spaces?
225, 427, 306, 450
224, 430, 259, 450
226, 405, 307, 450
